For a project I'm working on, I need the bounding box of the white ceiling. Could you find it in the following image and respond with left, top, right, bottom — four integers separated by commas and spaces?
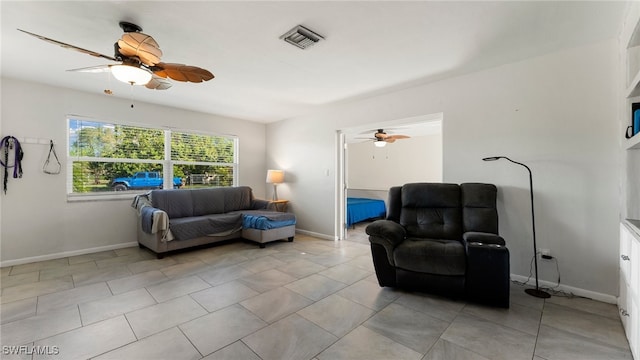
0, 1, 628, 124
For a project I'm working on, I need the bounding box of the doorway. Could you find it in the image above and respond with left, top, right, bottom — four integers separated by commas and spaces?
337, 113, 444, 240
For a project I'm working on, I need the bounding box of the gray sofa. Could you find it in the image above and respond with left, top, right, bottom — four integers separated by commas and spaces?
133, 186, 296, 258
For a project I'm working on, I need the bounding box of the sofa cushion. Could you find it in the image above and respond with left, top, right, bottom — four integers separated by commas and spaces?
191, 188, 226, 216
151, 189, 194, 218
393, 238, 466, 276
169, 213, 243, 241
224, 186, 253, 213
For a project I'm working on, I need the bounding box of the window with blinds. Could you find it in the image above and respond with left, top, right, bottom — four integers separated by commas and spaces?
171, 131, 236, 188
68, 118, 237, 197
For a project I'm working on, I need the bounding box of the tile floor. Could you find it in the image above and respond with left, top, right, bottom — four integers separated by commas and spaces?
0, 223, 633, 360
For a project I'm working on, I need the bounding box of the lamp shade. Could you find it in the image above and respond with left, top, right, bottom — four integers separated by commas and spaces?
482, 156, 503, 161
266, 169, 284, 184
110, 64, 152, 85
374, 140, 387, 148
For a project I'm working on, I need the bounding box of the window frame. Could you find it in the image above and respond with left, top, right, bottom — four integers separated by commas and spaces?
66, 116, 238, 201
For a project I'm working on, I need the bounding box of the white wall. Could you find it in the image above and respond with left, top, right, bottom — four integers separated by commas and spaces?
0, 78, 266, 264
0, 78, 3, 253
347, 134, 442, 191
266, 39, 620, 297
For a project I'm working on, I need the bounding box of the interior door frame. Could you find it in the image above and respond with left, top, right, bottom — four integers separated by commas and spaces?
336, 113, 443, 240
337, 131, 347, 240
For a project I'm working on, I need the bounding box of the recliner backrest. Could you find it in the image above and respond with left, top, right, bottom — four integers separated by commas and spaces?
461, 183, 498, 234
398, 183, 463, 240
388, 182, 499, 239
386, 186, 402, 222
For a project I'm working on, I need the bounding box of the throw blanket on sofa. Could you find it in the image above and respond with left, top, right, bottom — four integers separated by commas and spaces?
140, 205, 155, 233
132, 193, 174, 241
169, 213, 244, 241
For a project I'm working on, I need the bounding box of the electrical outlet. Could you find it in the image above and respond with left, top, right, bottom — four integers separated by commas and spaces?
539, 248, 552, 260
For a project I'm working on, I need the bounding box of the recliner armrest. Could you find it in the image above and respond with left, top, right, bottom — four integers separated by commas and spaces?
463, 231, 505, 246
366, 220, 406, 267
464, 238, 510, 308
366, 220, 406, 247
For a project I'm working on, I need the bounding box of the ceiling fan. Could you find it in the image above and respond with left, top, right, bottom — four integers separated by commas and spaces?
358, 129, 410, 147
18, 21, 214, 90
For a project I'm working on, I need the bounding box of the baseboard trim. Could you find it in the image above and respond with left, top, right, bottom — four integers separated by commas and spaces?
510, 274, 617, 304
0, 242, 139, 267
295, 229, 338, 241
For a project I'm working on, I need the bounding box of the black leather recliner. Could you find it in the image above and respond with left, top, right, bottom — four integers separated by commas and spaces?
366, 183, 510, 307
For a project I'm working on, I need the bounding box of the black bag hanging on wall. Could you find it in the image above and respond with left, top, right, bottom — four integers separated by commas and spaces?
43, 140, 61, 175
0, 136, 24, 194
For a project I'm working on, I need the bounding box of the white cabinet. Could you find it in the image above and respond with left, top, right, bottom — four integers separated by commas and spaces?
623, 4, 640, 222
620, 6, 640, 357
619, 222, 640, 358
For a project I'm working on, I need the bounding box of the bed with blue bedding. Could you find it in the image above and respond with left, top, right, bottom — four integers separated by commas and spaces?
347, 197, 386, 228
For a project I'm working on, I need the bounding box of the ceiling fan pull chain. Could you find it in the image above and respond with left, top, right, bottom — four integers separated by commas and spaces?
130, 84, 135, 108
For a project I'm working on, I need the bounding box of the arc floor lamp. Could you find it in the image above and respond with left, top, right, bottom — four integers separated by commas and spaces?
483, 156, 551, 299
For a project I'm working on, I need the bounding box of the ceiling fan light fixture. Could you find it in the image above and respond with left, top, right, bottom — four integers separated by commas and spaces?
374, 140, 387, 148
110, 64, 152, 85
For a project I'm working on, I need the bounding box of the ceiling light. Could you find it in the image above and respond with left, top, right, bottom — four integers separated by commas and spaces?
374, 140, 386, 148
110, 64, 152, 85
280, 25, 324, 49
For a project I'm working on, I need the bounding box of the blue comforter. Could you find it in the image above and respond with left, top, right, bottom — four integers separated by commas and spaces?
347, 197, 386, 227
242, 213, 296, 230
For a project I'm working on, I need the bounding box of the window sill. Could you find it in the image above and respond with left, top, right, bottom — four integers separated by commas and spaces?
66, 192, 140, 202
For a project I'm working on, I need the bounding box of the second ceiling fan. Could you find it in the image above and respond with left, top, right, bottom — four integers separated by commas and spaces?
360, 129, 410, 147
19, 21, 214, 90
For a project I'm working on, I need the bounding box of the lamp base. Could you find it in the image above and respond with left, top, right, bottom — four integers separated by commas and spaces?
525, 288, 551, 298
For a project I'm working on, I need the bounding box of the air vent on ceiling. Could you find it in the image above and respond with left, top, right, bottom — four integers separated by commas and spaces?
280, 25, 324, 49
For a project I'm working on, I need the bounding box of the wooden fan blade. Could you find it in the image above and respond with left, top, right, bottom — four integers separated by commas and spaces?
18, 29, 117, 61
153, 62, 214, 83
375, 133, 390, 139
67, 65, 112, 73
385, 138, 396, 143
145, 75, 172, 90
387, 135, 410, 140
118, 32, 162, 66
